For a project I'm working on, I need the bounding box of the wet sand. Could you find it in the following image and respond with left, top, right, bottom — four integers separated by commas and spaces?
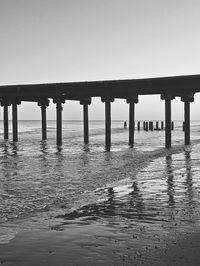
1, 145, 200, 265
1, 129, 200, 265
0, 221, 200, 266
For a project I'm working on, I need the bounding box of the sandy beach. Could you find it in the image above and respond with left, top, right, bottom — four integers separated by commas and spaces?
1, 221, 200, 266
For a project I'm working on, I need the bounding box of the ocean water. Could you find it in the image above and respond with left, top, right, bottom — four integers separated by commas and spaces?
0, 120, 200, 245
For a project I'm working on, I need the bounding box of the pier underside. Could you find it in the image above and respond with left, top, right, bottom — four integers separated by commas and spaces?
0, 74, 198, 150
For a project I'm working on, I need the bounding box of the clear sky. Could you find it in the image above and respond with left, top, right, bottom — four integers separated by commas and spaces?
0, 0, 200, 120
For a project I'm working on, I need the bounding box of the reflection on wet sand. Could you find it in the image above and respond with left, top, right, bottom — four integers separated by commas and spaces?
53, 148, 200, 248
55, 179, 157, 229
166, 154, 175, 206
1, 141, 200, 265
184, 150, 194, 205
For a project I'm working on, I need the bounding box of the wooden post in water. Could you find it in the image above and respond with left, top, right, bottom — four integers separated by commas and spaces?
143, 121, 146, 130
161, 94, 175, 148
161, 121, 164, 130
156, 121, 159, 130
149, 121, 153, 131
12, 100, 21, 142
137, 121, 140, 131
127, 96, 138, 147
53, 98, 65, 146
145, 121, 149, 131
38, 98, 49, 140
80, 98, 91, 144
171, 121, 174, 130
182, 122, 185, 131
101, 97, 114, 151
181, 94, 194, 145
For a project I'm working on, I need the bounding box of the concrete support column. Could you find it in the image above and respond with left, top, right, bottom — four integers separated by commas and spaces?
129, 102, 135, 146
12, 103, 18, 142
127, 96, 138, 147
101, 97, 114, 151
1, 99, 11, 140
12, 100, 21, 142
4, 105, 9, 139
56, 102, 62, 146
181, 94, 194, 145
80, 98, 91, 144
38, 98, 49, 141
41, 106, 47, 140
161, 94, 175, 148
53, 98, 65, 146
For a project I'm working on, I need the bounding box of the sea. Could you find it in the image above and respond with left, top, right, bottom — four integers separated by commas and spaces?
0, 119, 200, 249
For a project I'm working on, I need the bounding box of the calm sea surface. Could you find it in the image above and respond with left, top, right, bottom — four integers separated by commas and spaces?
0, 120, 200, 245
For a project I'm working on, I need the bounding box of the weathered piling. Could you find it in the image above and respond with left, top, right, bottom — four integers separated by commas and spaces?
80, 98, 91, 144
149, 121, 153, 131
182, 121, 185, 131
1, 99, 10, 140
102, 97, 114, 151
4, 105, 9, 139
145, 121, 149, 131
156, 121, 159, 130
137, 121, 140, 131
181, 94, 194, 145
53, 98, 65, 146
128, 102, 135, 146
12, 102, 18, 142
161, 94, 175, 148
185, 102, 190, 145
143, 121, 146, 130
148, 121, 151, 130
127, 96, 138, 147
171, 121, 174, 130
56, 103, 62, 146
41, 106, 47, 140
161, 121, 164, 130
38, 98, 49, 140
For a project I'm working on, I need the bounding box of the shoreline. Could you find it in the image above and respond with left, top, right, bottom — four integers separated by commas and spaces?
1, 221, 200, 265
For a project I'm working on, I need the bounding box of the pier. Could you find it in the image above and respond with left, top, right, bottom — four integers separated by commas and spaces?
0, 74, 199, 150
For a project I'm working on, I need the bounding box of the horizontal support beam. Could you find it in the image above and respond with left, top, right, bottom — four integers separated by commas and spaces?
0, 75, 199, 101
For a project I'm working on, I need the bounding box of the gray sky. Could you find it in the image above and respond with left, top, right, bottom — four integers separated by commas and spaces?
1, 0, 200, 120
